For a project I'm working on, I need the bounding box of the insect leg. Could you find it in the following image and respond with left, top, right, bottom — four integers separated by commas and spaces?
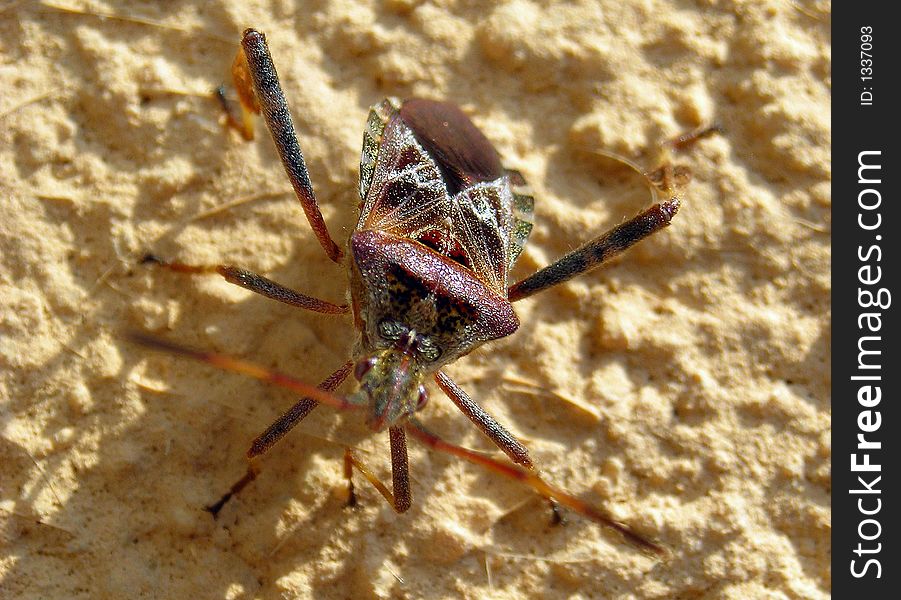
247, 361, 354, 458
235, 28, 343, 263
508, 125, 719, 302
389, 426, 412, 513
507, 199, 680, 302
342, 426, 412, 513
204, 463, 258, 518
435, 370, 532, 468
405, 419, 666, 557
214, 35, 264, 141
660, 123, 722, 153
215, 84, 254, 141
206, 361, 352, 517
141, 254, 348, 315
644, 123, 721, 197
435, 370, 563, 523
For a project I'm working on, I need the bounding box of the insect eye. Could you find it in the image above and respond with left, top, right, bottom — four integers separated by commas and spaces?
416, 337, 441, 362
378, 320, 404, 340
416, 385, 428, 411
354, 358, 377, 381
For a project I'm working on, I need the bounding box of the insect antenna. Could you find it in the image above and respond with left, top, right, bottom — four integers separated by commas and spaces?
404, 418, 667, 558
126, 332, 358, 413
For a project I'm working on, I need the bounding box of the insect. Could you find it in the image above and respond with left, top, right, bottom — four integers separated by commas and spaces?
134, 28, 712, 558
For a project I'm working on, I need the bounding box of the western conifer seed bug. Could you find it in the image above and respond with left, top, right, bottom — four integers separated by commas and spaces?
133, 28, 716, 558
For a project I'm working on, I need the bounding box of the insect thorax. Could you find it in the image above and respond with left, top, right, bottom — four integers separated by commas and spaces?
349, 229, 518, 373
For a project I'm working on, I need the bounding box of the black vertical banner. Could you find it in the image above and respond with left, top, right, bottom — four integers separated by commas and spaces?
833, 4, 899, 597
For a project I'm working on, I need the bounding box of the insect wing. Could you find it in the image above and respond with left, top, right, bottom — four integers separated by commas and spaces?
359, 98, 401, 203
357, 99, 518, 293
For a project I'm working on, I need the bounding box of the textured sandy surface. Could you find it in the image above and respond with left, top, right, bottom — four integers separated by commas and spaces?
1, 1, 830, 598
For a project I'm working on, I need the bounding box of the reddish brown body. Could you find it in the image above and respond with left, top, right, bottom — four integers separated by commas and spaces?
347, 98, 530, 430
133, 28, 710, 556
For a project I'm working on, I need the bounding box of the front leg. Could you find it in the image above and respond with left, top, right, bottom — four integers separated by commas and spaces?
435, 370, 532, 467
343, 426, 412, 513
205, 361, 353, 517
435, 371, 563, 523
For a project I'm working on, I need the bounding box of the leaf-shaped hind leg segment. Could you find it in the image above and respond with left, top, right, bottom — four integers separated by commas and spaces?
230, 28, 344, 263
